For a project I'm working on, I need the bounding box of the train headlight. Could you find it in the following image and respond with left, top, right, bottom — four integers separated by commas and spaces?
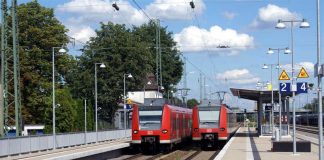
133, 130, 139, 134
162, 129, 168, 134
194, 128, 199, 132
220, 127, 225, 131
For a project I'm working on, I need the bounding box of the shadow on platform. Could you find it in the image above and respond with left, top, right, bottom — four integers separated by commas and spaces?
232, 127, 262, 160
234, 132, 259, 137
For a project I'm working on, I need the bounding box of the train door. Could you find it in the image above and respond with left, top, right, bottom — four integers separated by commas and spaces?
176, 113, 179, 139
183, 114, 186, 137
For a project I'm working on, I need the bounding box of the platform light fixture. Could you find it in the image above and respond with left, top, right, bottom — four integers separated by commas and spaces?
275, 18, 310, 155
124, 73, 133, 132
94, 62, 106, 143
52, 47, 67, 149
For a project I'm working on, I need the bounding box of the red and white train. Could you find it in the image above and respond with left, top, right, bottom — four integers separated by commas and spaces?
192, 100, 239, 149
131, 98, 192, 153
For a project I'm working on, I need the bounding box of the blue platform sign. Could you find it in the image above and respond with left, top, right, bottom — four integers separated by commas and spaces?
126, 104, 132, 110
280, 82, 291, 94
296, 82, 308, 94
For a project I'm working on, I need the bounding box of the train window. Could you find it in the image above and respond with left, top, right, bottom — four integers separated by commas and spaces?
139, 110, 162, 130
198, 107, 220, 128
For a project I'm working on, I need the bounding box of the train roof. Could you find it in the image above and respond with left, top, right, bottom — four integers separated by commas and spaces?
143, 98, 167, 106
199, 99, 221, 107
197, 100, 233, 111
167, 105, 192, 113
139, 98, 191, 113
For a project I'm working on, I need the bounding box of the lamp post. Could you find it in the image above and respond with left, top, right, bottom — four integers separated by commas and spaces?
276, 18, 310, 154
94, 63, 106, 143
52, 47, 66, 149
256, 81, 271, 130
267, 47, 291, 140
124, 73, 133, 131
262, 64, 276, 137
315, 0, 322, 159
84, 99, 87, 145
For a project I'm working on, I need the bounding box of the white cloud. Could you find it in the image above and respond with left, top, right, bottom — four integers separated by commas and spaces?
174, 25, 254, 54
216, 69, 260, 84
281, 61, 314, 73
57, 0, 147, 26
250, 4, 301, 29
57, 0, 206, 44
299, 62, 314, 72
146, 0, 205, 20
222, 11, 237, 20
70, 26, 96, 43
56, 0, 147, 43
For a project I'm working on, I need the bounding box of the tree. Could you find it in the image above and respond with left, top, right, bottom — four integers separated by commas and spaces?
303, 103, 315, 112
68, 22, 152, 126
68, 22, 184, 127
303, 96, 324, 113
15, 1, 79, 132
133, 21, 183, 95
187, 99, 199, 108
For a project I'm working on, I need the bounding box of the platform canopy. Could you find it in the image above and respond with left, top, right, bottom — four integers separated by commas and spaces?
230, 88, 295, 103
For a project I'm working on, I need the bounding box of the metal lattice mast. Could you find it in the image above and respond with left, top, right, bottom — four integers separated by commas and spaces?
12, 0, 21, 137
155, 19, 159, 93
0, 0, 8, 137
158, 19, 162, 89
0, 0, 21, 137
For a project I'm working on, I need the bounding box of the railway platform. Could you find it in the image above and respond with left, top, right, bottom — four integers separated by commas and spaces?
2, 138, 130, 160
215, 127, 318, 160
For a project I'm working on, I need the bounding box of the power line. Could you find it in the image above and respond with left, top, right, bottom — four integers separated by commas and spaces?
132, 0, 152, 21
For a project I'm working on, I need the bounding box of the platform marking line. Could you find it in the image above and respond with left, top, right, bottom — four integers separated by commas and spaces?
246, 127, 253, 160
214, 127, 241, 160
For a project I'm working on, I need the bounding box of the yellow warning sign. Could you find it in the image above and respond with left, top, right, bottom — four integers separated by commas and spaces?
127, 99, 132, 104
297, 67, 309, 78
279, 70, 290, 80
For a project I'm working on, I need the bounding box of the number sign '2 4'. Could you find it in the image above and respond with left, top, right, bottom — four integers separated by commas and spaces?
280, 82, 308, 94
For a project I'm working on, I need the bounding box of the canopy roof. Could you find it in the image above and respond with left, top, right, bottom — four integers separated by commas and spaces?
230, 88, 295, 103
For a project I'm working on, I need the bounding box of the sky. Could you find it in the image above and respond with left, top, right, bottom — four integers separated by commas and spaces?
19, 0, 324, 110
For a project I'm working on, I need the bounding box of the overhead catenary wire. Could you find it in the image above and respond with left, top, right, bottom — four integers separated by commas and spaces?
132, 0, 153, 21
130, 0, 162, 91
188, 1, 220, 93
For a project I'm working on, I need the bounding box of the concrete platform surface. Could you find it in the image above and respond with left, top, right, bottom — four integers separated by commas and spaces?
215, 127, 319, 160
2, 138, 130, 160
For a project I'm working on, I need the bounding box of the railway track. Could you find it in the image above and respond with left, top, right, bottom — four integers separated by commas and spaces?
121, 153, 164, 160
295, 125, 320, 134
119, 147, 220, 160
183, 150, 220, 160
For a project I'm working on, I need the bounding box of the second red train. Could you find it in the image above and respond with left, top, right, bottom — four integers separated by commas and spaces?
192, 100, 239, 149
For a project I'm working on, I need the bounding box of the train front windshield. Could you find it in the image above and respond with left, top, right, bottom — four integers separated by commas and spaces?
198, 107, 220, 128
139, 109, 162, 130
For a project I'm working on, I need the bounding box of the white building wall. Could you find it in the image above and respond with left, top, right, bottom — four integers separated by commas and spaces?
127, 91, 163, 104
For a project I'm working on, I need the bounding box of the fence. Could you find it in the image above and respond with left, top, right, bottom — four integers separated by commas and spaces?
261, 124, 289, 136
0, 129, 131, 157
